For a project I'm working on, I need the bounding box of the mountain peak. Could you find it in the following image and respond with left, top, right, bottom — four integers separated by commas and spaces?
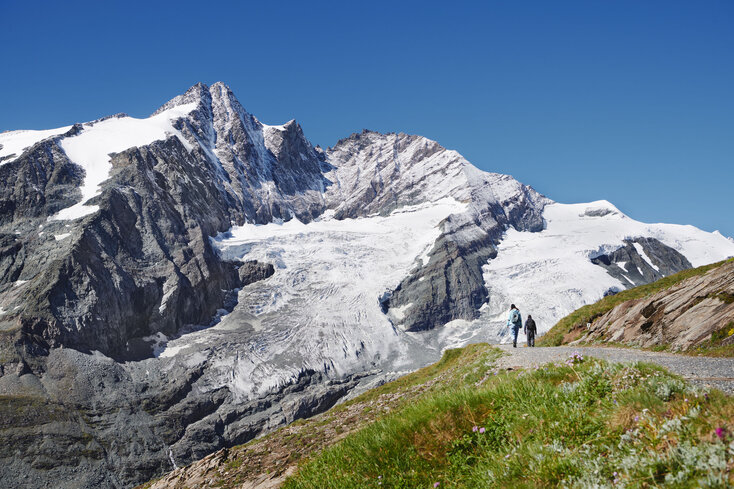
152, 81, 245, 116
152, 82, 211, 115
209, 81, 233, 95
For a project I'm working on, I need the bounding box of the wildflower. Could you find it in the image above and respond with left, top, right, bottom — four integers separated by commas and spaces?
715, 427, 726, 440
472, 426, 478, 432
684, 398, 689, 403
505, 454, 510, 459
479, 427, 486, 434
434, 483, 440, 488
633, 416, 639, 422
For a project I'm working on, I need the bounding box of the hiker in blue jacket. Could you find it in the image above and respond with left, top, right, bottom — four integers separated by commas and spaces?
507, 304, 523, 348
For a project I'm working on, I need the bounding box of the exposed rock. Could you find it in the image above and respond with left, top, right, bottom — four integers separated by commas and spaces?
576, 260, 734, 350
591, 237, 692, 287
238, 261, 275, 286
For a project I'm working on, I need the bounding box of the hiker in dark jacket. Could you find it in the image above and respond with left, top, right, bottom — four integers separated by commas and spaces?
524, 315, 537, 347
506, 304, 522, 348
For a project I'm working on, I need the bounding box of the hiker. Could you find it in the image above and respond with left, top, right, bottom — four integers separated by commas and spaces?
524, 315, 537, 347
506, 304, 522, 348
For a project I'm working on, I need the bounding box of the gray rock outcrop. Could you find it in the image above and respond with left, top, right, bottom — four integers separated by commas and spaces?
591, 237, 692, 288
575, 259, 734, 350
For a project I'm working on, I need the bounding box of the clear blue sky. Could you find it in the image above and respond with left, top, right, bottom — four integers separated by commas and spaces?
1, 1, 732, 237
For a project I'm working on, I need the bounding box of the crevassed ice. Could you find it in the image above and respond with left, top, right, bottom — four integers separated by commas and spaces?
205, 198, 467, 399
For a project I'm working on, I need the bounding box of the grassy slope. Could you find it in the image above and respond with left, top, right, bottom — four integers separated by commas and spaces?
284, 350, 734, 489
538, 258, 734, 349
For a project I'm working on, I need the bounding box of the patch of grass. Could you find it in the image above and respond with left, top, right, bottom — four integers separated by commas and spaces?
538, 258, 734, 347
711, 322, 734, 343
337, 344, 503, 409
284, 356, 734, 489
681, 321, 734, 357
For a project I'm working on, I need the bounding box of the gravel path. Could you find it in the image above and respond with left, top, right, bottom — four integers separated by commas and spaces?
495, 345, 734, 394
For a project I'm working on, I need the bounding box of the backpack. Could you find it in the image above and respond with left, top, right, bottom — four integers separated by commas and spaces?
510, 309, 521, 326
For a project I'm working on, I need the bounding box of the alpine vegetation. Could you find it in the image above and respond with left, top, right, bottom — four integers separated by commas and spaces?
283, 349, 734, 489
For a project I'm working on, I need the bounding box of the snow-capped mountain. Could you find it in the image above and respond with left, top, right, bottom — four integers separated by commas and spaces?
0, 82, 732, 489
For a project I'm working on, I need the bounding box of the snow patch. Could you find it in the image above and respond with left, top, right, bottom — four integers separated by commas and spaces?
54, 233, 71, 241
143, 332, 168, 358
0, 126, 73, 165
159, 283, 176, 314
159, 344, 188, 359
50, 103, 197, 221
633, 242, 660, 272
389, 303, 412, 322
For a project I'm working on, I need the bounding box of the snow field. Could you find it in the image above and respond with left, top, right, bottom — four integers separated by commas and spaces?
0, 126, 73, 165
481, 201, 734, 342
51, 103, 197, 221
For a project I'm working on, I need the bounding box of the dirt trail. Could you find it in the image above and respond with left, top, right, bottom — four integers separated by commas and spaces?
496, 344, 734, 393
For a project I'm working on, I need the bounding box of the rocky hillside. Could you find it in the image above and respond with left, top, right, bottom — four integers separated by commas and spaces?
1, 82, 733, 488
540, 258, 734, 354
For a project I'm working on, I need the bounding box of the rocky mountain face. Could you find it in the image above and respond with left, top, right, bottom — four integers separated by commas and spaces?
0, 82, 733, 488
322, 130, 547, 332
573, 259, 734, 350
591, 237, 693, 288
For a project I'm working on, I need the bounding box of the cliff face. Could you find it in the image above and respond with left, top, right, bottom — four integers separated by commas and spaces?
574, 259, 734, 351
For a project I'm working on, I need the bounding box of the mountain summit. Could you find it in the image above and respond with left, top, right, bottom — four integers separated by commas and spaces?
0, 82, 732, 488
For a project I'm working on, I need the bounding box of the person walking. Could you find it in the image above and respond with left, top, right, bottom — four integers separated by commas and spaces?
506, 304, 522, 348
524, 315, 537, 347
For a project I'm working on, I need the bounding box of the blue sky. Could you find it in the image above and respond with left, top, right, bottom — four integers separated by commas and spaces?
1, 1, 732, 237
